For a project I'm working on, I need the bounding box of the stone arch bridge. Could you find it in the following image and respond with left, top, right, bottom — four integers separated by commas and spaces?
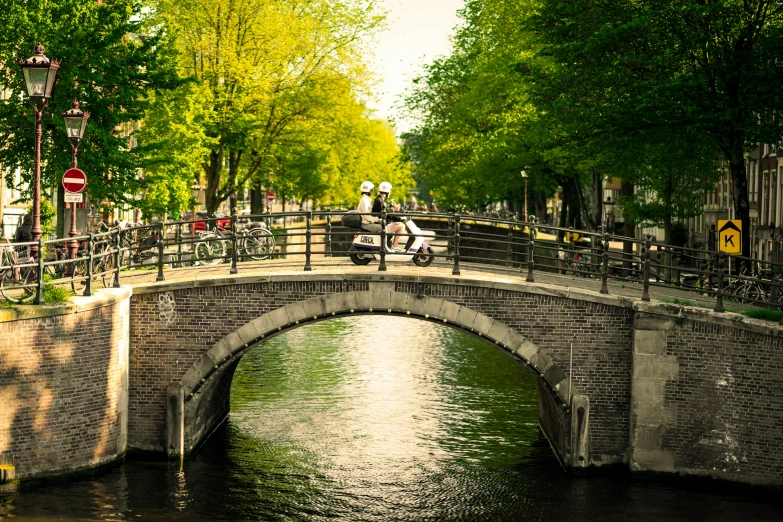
124, 268, 783, 487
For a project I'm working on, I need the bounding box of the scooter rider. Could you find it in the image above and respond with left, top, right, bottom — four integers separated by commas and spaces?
357, 181, 381, 233
373, 181, 405, 251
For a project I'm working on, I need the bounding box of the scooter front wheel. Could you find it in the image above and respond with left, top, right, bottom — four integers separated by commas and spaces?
349, 245, 373, 266
413, 246, 435, 267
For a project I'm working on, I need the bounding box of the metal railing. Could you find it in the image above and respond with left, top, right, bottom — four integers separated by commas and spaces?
2, 210, 781, 321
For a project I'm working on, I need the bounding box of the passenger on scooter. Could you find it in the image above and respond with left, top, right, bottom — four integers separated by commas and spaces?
357, 181, 381, 233
373, 181, 405, 251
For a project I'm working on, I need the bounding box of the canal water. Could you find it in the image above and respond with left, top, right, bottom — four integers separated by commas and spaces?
1, 316, 780, 521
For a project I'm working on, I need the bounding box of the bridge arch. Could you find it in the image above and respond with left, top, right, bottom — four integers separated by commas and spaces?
166, 284, 588, 469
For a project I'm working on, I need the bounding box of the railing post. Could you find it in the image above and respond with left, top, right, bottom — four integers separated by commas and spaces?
113, 229, 122, 288
230, 211, 238, 275
452, 214, 461, 276
34, 237, 44, 304
642, 235, 651, 301
325, 211, 332, 258
304, 211, 312, 271
379, 211, 387, 272
600, 232, 610, 294
156, 232, 165, 282
526, 223, 535, 282
85, 233, 95, 296
714, 251, 725, 312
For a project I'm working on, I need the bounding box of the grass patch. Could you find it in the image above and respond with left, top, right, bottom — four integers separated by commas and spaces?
739, 308, 782, 322
660, 297, 704, 308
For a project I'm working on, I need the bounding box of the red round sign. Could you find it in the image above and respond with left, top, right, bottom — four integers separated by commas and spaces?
62, 168, 87, 193
266, 192, 276, 202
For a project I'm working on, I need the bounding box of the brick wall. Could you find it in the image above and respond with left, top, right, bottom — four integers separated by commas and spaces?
665, 318, 783, 487
0, 290, 130, 480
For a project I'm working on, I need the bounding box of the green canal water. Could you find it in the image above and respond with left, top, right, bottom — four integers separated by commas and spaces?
1, 316, 781, 521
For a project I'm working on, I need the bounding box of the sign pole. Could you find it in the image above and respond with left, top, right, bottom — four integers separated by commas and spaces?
68, 146, 79, 261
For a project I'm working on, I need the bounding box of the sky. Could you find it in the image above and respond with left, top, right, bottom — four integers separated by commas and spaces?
367, 0, 465, 135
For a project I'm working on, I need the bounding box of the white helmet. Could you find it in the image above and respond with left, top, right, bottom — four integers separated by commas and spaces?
360, 181, 374, 193
378, 181, 392, 195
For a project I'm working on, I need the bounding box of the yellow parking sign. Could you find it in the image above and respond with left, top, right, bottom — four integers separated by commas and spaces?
718, 219, 742, 255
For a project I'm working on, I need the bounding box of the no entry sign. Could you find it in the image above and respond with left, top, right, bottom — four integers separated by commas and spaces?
266, 192, 276, 202
62, 168, 87, 193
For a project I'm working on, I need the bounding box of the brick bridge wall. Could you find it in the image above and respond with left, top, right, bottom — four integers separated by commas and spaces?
128, 274, 634, 467
0, 289, 131, 481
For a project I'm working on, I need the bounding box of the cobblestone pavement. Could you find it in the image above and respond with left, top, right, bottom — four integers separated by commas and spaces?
109, 254, 760, 313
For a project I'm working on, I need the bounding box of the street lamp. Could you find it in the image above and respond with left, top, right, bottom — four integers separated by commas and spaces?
61, 100, 89, 260
604, 196, 616, 233
18, 43, 60, 259
520, 170, 528, 222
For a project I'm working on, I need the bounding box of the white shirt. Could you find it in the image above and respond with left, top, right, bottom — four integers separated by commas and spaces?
357, 195, 378, 224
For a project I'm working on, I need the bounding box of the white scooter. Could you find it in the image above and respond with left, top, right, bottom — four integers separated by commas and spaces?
348, 217, 436, 267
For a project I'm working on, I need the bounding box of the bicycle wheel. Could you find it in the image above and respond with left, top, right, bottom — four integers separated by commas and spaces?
195, 234, 226, 265
242, 228, 275, 261
100, 252, 116, 287
71, 259, 90, 294
1, 267, 36, 304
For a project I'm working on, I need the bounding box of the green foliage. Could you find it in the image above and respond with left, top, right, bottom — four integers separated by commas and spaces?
42, 282, 70, 304
26, 199, 55, 236
156, 0, 390, 214
0, 0, 178, 210
740, 308, 782, 323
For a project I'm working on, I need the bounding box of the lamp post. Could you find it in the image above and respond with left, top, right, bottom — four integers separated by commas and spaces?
61, 100, 89, 260
604, 196, 616, 233
18, 43, 60, 260
520, 170, 528, 222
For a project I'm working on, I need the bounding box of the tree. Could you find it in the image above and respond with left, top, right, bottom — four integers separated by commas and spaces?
157, 0, 385, 215
135, 82, 216, 218
533, 0, 783, 256
0, 0, 177, 234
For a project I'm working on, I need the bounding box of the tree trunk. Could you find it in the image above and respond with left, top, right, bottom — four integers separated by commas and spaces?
591, 171, 602, 231
728, 150, 750, 266
621, 180, 635, 271
204, 145, 223, 216
250, 186, 264, 214
573, 175, 591, 231
535, 192, 548, 223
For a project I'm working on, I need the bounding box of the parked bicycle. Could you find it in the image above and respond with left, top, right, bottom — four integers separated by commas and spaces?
71, 222, 118, 293
723, 267, 770, 305
0, 243, 38, 303
194, 218, 275, 266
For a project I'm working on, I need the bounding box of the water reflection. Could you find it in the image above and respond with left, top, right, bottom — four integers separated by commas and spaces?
1, 316, 781, 521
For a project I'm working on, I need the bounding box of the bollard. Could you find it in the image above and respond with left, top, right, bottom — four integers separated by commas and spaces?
156, 234, 165, 282
452, 214, 461, 276
600, 232, 610, 294
34, 237, 44, 304
714, 251, 725, 312
85, 233, 95, 296
379, 211, 387, 272
304, 211, 312, 271
325, 211, 332, 258
113, 230, 122, 288
526, 224, 535, 282
230, 211, 238, 275
642, 235, 651, 301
